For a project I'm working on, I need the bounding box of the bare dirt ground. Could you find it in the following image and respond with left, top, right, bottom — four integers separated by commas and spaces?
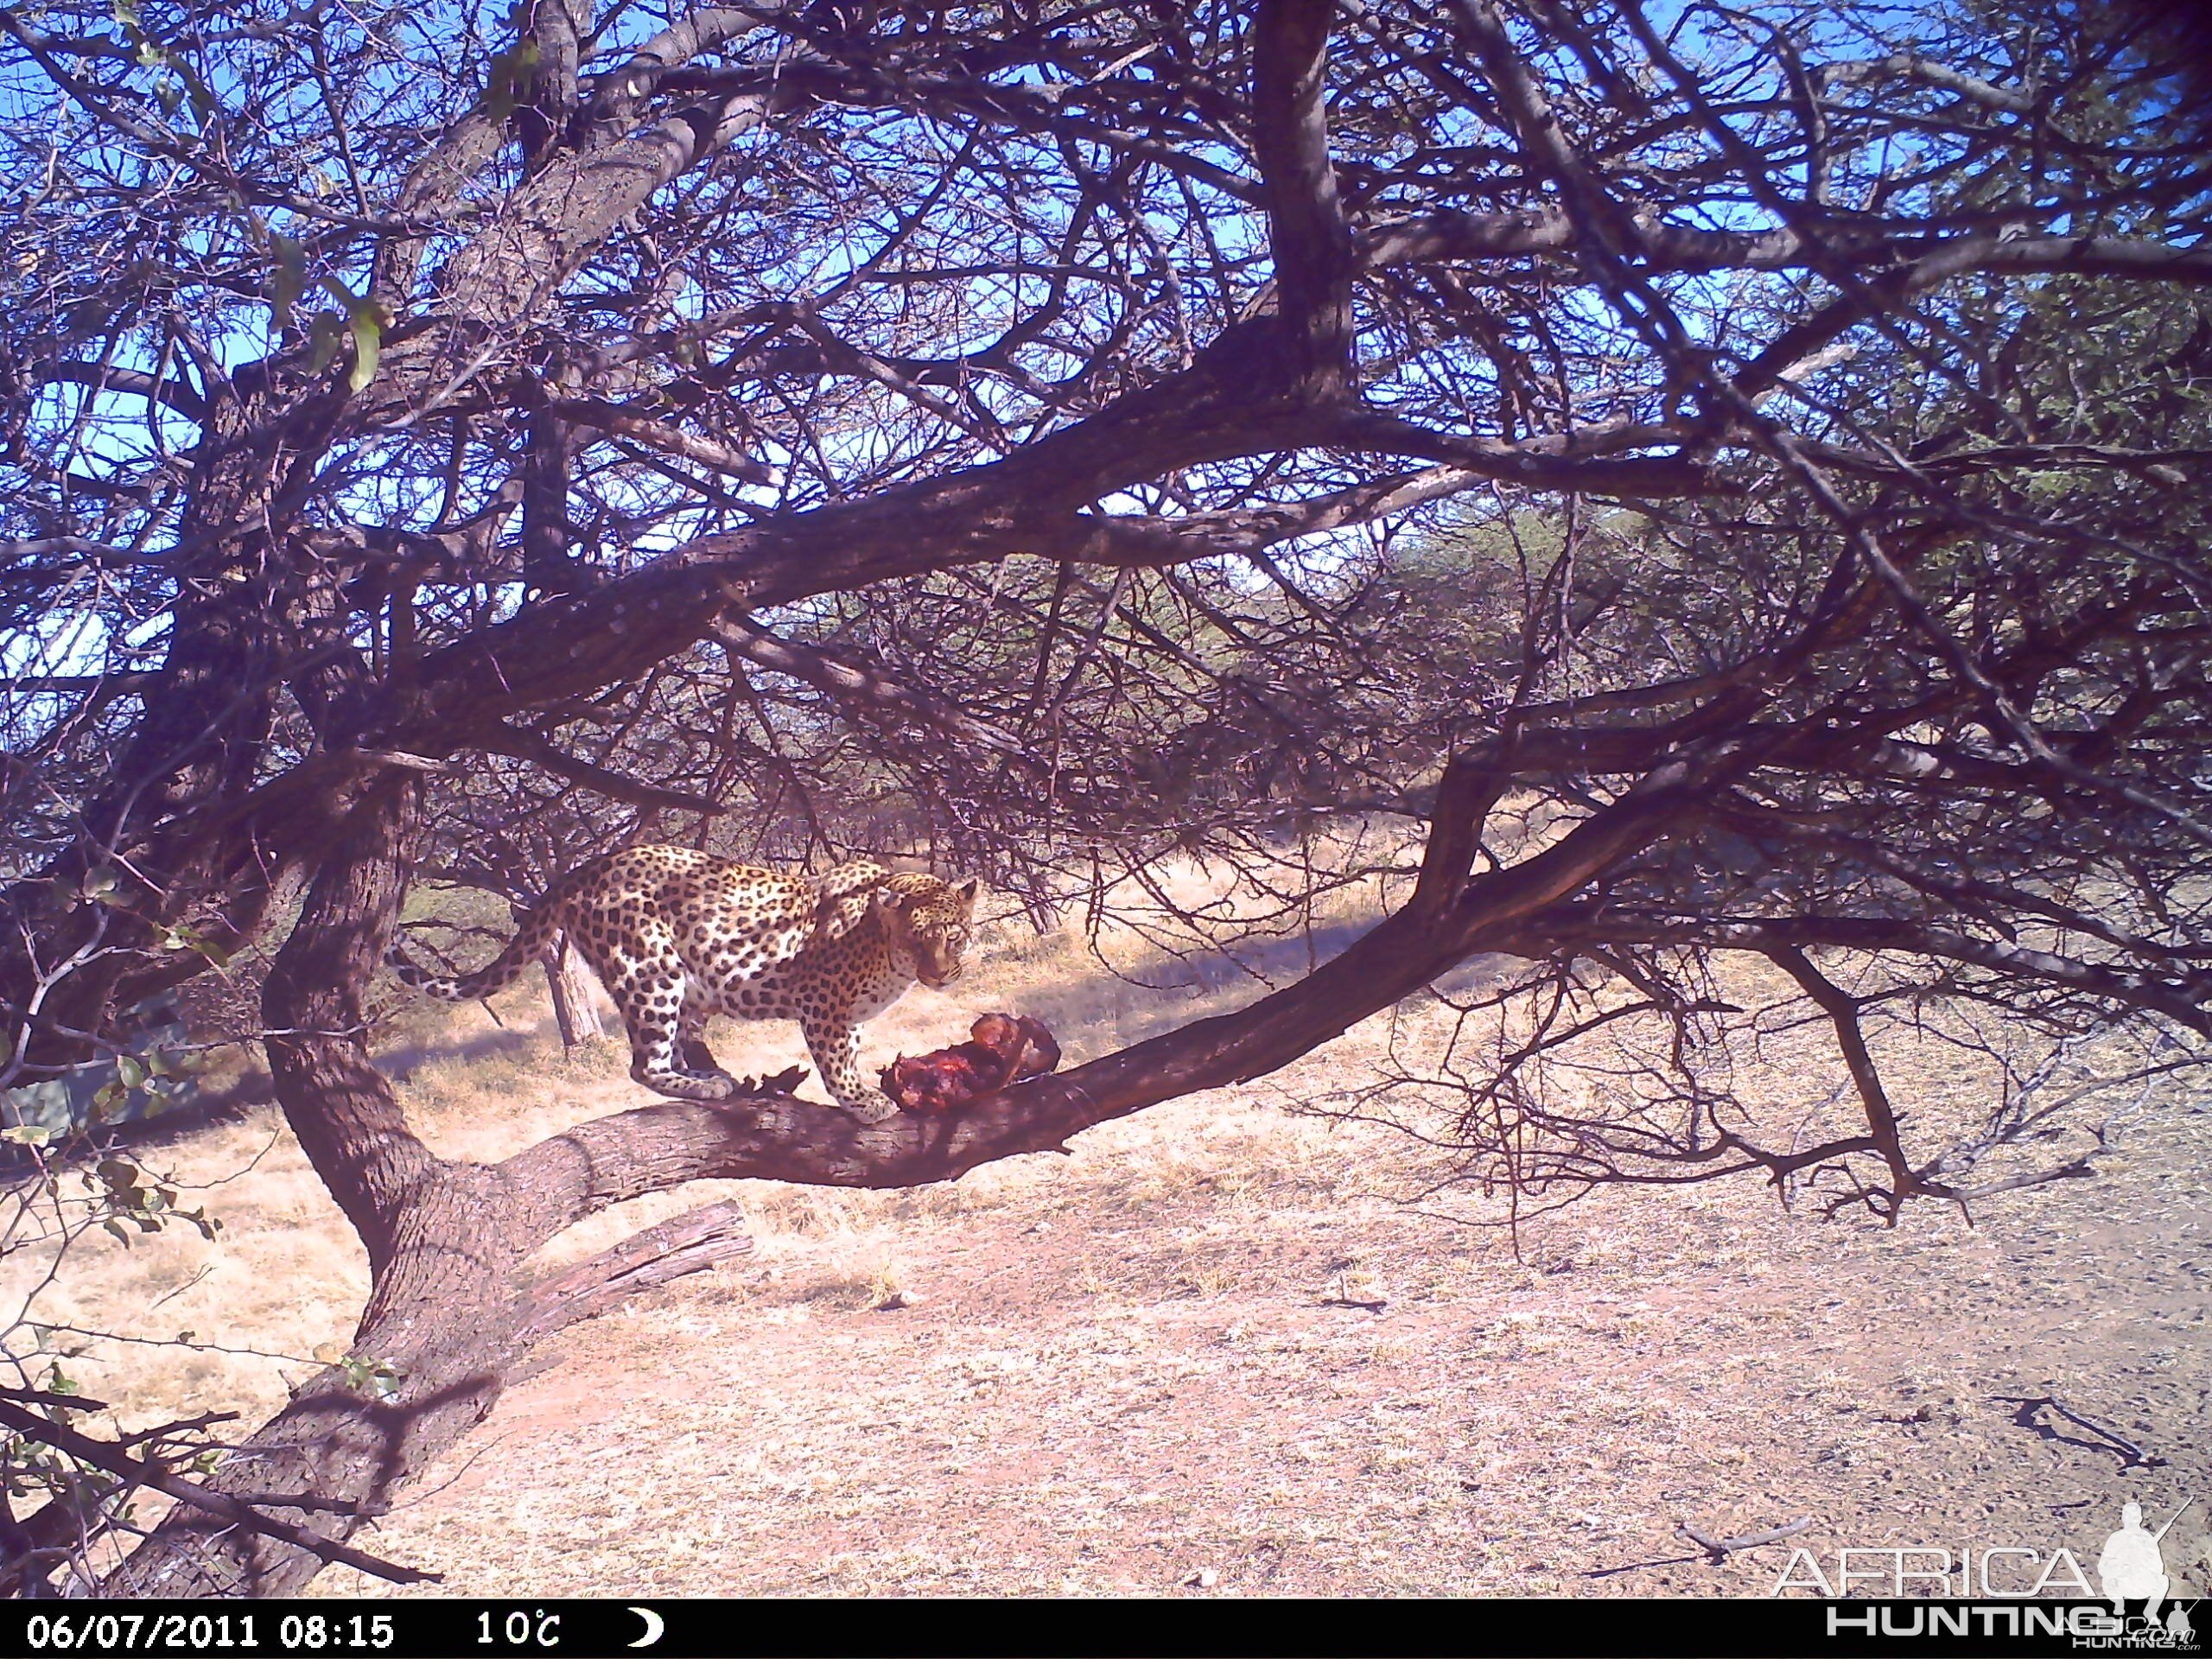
322, 1003, 2207, 1596
14, 899, 2208, 1599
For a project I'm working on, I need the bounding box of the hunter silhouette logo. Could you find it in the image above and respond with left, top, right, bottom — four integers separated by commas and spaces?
1784, 1497, 2205, 1649
2100, 1500, 2196, 1634
1774, 1495, 2204, 1644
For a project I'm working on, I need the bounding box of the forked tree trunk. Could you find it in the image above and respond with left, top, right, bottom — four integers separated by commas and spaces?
99, 779, 744, 1593
102, 778, 517, 1595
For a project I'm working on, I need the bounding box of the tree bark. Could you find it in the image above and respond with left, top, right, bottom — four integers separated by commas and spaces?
543, 931, 605, 1049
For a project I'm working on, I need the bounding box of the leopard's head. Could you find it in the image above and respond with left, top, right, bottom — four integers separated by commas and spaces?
875, 874, 979, 989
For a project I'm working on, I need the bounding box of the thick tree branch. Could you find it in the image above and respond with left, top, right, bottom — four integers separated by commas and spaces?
480, 725, 729, 815
1523, 908, 2212, 1033
433, 91, 790, 333
374, 435, 1722, 754
712, 617, 1033, 759
1767, 944, 1923, 1205
35, 362, 207, 421
1363, 208, 2212, 287
518, 1199, 754, 1341
1251, 0, 1356, 397
497, 746, 1728, 1243
550, 397, 780, 486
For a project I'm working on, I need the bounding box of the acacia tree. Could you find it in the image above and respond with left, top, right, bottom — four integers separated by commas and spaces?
2, 0, 2208, 1596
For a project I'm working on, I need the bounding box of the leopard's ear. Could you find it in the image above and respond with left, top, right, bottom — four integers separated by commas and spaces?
956, 876, 979, 906
875, 886, 912, 912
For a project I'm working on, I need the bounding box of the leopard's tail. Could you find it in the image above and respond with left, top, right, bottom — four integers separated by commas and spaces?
386, 887, 569, 1002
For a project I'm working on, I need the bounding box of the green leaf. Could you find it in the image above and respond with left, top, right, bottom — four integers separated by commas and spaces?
328, 1353, 406, 1401
0, 1125, 51, 1147
346, 309, 381, 394
307, 312, 345, 373
480, 38, 542, 122
117, 1056, 145, 1090
269, 233, 304, 329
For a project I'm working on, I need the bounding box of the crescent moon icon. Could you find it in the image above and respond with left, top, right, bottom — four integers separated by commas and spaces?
627, 1605, 665, 1649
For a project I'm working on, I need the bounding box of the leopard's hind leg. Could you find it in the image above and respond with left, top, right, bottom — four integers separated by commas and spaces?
676, 977, 721, 1076
587, 926, 737, 1101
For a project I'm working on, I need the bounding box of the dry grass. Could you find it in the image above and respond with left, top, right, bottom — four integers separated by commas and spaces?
6, 856, 2208, 1599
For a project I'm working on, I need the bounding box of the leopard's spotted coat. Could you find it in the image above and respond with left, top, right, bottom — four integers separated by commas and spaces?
388, 849, 976, 1122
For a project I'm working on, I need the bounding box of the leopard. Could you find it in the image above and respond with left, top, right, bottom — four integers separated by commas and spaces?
386, 847, 976, 1122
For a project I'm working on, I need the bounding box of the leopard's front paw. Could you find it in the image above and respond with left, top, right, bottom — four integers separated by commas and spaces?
837, 1090, 904, 1125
